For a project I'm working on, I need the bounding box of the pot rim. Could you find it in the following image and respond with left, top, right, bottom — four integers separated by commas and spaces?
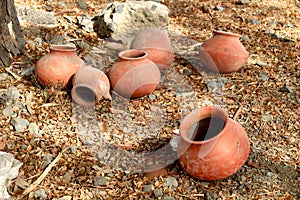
119, 49, 148, 60
213, 30, 241, 38
71, 83, 97, 107
179, 106, 228, 144
50, 45, 77, 52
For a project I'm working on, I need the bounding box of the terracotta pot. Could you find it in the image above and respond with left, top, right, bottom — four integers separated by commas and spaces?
130, 28, 174, 69
177, 106, 250, 180
198, 30, 248, 73
109, 49, 161, 98
35, 45, 85, 87
71, 66, 111, 107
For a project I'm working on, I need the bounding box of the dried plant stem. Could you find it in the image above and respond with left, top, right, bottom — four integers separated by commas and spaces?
233, 105, 243, 121
19, 148, 69, 198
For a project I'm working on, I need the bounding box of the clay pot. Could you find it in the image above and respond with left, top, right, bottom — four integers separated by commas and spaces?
177, 106, 250, 180
35, 45, 85, 87
71, 66, 111, 107
198, 30, 248, 73
108, 49, 161, 98
130, 28, 174, 69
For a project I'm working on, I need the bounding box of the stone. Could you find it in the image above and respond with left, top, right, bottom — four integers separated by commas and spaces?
143, 184, 153, 192
7, 87, 21, 101
62, 171, 73, 181
241, 35, 250, 42
206, 78, 229, 92
261, 115, 273, 122
258, 72, 269, 82
236, 0, 250, 5
280, 84, 293, 93
183, 69, 192, 76
93, 176, 107, 186
162, 196, 175, 200
57, 196, 72, 200
50, 34, 65, 45
29, 123, 42, 137
0, 73, 8, 81
153, 188, 163, 197
11, 118, 29, 132
93, 1, 169, 41
214, 5, 224, 11
256, 60, 268, 67
248, 19, 261, 24
34, 189, 48, 199
43, 153, 53, 169
17, 6, 57, 27
162, 176, 178, 187
77, 14, 94, 33
3, 106, 14, 117
77, 0, 87, 10
148, 94, 156, 101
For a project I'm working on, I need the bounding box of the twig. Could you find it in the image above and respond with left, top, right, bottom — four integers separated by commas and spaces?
19, 148, 69, 198
233, 105, 243, 121
5, 67, 21, 80
54, 9, 78, 16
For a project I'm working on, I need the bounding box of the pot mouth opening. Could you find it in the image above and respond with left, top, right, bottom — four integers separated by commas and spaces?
180, 107, 228, 144
74, 86, 96, 104
186, 116, 225, 142
119, 50, 147, 60
50, 45, 76, 52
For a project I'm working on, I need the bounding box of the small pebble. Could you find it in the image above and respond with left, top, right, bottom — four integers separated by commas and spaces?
256, 61, 268, 67
163, 176, 178, 187
62, 171, 73, 181
162, 196, 175, 200
280, 84, 293, 93
241, 35, 250, 42
183, 69, 192, 76
58, 196, 72, 200
93, 176, 107, 186
258, 72, 269, 82
77, 0, 87, 9
3, 105, 14, 117
214, 5, 224, 11
236, 0, 250, 5
148, 94, 156, 101
248, 19, 261, 24
0, 73, 8, 81
143, 184, 153, 192
29, 122, 42, 137
34, 189, 48, 199
11, 118, 29, 132
153, 188, 163, 197
261, 115, 273, 122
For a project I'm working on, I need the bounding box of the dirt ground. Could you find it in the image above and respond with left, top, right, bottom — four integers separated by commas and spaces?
0, 0, 299, 199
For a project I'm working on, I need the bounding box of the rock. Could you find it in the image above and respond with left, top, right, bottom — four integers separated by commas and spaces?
21, 66, 35, 76
57, 196, 72, 200
162, 176, 178, 187
236, 0, 250, 5
214, 5, 224, 11
70, 146, 77, 154
256, 60, 268, 67
248, 19, 261, 24
63, 171, 73, 181
34, 189, 48, 199
7, 86, 21, 101
93, 176, 107, 186
77, 14, 94, 33
50, 34, 65, 45
153, 188, 163, 197
43, 153, 53, 169
143, 184, 153, 192
261, 115, 273, 122
77, 0, 87, 10
241, 35, 250, 42
93, 1, 169, 41
206, 78, 229, 92
148, 94, 156, 101
3, 106, 14, 117
17, 6, 57, 27
280, 84, 293, 93
183, 69, 192, 76
0, 73, 8, 81
258, 72, 269, 81
77, 40, 90, 51
11, 118, 29, 132
162, 196, 175, 200
29, 123, 42, 137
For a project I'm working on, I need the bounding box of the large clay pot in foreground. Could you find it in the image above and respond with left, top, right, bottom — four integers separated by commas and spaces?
177, 106, 250, 180
198, 30, 248, 73
130, 28, 174, 69
71, 66, 111, 107
109, 49, 161, 98
35, 45, 85, 87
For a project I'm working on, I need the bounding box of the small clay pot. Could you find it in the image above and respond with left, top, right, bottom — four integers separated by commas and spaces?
35, 45, 85, 88
71, 66, 111, 106
198, 30, 248, 73
130, 28, 174, 69
108, 49, 161, 98
177, 106, 250, 180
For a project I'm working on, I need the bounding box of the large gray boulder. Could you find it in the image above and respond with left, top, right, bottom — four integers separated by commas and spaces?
93, 1, 169, 41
